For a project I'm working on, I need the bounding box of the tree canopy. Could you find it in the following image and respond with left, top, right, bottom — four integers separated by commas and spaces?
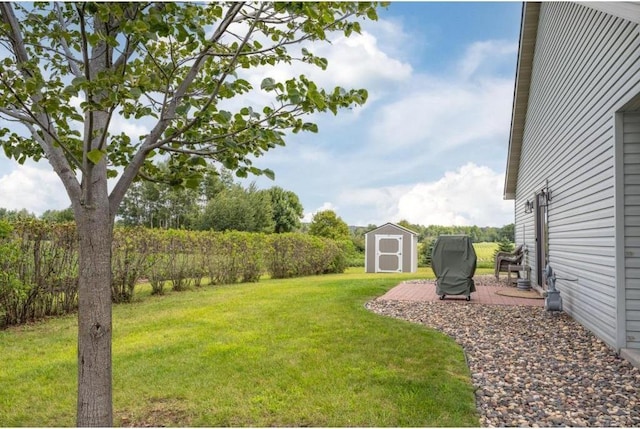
0, 2, 383, 425
308, 209, 350, 241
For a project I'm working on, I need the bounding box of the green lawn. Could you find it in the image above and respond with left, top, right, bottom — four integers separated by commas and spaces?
0, 268, 479, 427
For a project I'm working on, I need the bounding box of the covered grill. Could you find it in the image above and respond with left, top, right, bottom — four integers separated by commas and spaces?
431, 235, 477, 301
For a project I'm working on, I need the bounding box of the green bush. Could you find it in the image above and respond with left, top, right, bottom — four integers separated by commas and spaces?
419, 239, 435, 267
0, 220, 24, 328
205, 231, 266, 285
266, 233, 345, 278
493, 238, 515, 259
0, 220, 78, 327
0, 222, 352, 328
111, 227, 156, 302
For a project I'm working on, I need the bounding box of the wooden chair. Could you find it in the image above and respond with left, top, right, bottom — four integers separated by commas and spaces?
494, 245, 524, 280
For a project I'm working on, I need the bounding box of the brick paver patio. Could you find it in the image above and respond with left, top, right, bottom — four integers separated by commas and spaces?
379, 281, 544, 307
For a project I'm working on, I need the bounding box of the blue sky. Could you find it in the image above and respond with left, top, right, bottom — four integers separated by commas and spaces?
0, 2, 522, 227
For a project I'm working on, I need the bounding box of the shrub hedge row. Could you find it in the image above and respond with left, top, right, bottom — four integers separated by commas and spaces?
0, 220, 348, 328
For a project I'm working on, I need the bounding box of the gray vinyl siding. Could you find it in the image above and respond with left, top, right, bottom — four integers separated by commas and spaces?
624, 112, 640, 349
514, 3, 640, 349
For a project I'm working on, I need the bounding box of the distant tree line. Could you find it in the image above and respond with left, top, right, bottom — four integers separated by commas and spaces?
349, 221, 514, 253
117, 164, 304, 233
1, 171, 514, 247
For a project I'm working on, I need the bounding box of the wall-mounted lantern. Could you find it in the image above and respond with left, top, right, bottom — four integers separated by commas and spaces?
540, 186, 552, 205
524, 200, 534, 214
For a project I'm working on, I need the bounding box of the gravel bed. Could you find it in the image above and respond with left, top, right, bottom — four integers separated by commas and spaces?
366, 277, 640, 427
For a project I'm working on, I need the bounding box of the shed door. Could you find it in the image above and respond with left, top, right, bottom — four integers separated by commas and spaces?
375, 234, 403, 272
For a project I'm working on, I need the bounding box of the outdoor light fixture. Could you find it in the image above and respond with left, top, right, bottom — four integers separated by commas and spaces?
524, 200, 534, 214
539, 180, 552, 206
540, 187, 552, 204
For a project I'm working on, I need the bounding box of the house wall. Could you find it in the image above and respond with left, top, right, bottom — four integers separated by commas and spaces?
514, 2, 640, 349
623, 111, 640, 349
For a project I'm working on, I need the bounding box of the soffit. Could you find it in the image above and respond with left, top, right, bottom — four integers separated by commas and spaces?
504, 2, 541, 200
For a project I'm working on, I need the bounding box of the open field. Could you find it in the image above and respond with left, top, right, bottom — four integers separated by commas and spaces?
473, 242, 499, 269
0, 268, 482, 427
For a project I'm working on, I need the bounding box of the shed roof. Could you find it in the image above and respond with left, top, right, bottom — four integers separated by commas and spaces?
504, 2, 640, 200
365, 222, 419, 236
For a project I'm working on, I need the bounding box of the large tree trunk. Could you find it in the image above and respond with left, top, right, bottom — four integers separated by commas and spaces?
76, 205, 114, 427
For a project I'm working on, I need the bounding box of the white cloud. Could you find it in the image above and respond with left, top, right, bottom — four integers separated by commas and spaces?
0, 163, 70, 215
336, 163, 514, 227
302, 201, 338, 223
110, 116, 149, 140
315, 30, 413, 91
393, 163, 513, 226
458, 40, 518, 80
369, 74, 513, 154
228, 18, 413, 117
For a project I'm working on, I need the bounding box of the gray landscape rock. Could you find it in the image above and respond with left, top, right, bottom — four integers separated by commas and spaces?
366, 276, 640, 427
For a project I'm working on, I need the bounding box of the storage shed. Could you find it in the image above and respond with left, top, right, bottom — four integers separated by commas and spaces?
364, 223, 418, 273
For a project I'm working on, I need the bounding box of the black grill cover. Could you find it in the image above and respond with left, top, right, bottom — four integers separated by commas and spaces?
431, 235, 477, 297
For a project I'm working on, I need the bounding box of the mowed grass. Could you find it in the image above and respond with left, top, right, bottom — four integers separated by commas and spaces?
0, 268, 480, 427
473, 242, 499, 269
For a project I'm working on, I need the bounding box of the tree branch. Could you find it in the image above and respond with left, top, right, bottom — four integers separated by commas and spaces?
152, 2, 264, 149
0, 106, 37, 123
110, 3, 248, 214
53, 2, 83, 78
0, 2, 82, 203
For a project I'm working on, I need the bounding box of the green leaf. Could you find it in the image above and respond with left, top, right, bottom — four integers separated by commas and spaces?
308, 90, 326, 110
86, 149, 106, 165
130, 87, 142, 99
188, 156, 207, 167
263, 168, 275, 180
185, 178, 200, 189
302, 123, 318, 133
260, 77, 276, 91
71, 76, 87, 86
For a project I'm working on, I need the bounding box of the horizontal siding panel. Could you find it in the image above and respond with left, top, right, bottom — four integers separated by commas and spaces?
623, 175, 640, 185
563, 298, 617, 347
623, 122, 640, 133
626, 109, 640, 351
554, 226, 614, 238
627, 289, 640, 300
624, 257, 640, 269
627, 310, 640, 321
553, 187, 615, 217
624, 237, 640, 248
625, 226, 640, 237
554, 200, 614, 223
624, 132, 640, 142
624, 213, 640, 225
624, 184, 640, 195
625, 268, 640, 278
553, 206, 612, 226
515, 2, 640, 350
553, 244, 615, 258
554, 219, 615, 233
624, 195, 640, 205
554, 263, 615, 285
624, 214, 640, 227
623, 154, 640, 164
